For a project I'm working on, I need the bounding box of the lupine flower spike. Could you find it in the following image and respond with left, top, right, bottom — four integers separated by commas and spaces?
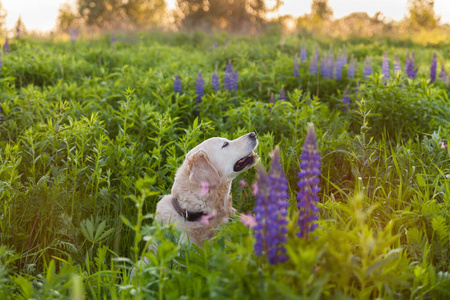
211, 69, 220, 91
195, 72, 204, 105
309, 47, 319, 74
111, 34, 116, 44
334, 49, 345, 80
430, 53, 437, 84
355, 80, 360, 96
174, 75, 182, 93
347, 56, 355, 78
232, 69, 238, 91
439, 64, 447, 83
297, 124, 321, 239
300, 44, 307, 62
394, 55, 401, 75
294, 57, 300, 77
269, 93, 274, 105
382, 52, 390, 83
71, 28, 76, 43
327, 47, 334, 79
406, 51, 418, 79
3, 38, 9, 54
320, 54, 327, 77
343, 87, 351, 112
280, 87, 286, 101
224, 61, 233, 91
254, 147, 289, 264
363, 56, 372, 78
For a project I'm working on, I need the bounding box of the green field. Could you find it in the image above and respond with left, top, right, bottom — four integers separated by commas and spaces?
0, 32, 450, 299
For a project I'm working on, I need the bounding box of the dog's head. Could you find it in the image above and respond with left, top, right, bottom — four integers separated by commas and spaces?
186, 132, 259, 188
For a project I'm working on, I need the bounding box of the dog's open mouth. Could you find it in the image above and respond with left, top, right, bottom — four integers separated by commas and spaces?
233, 152, 259, 172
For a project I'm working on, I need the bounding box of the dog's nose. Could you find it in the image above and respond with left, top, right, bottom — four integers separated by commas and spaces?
248, 132, 257, 139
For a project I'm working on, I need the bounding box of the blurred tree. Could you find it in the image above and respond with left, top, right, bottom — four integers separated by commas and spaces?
57, 3, 81, 32
177, 0, 283, 33
406, 0, 439, 29
76, 0, 166, 29
0, 1, 6, 33
77, 0, 125, 29
15, 16, 26, 38
123, 0, 167, 27
310, 0, 333, 21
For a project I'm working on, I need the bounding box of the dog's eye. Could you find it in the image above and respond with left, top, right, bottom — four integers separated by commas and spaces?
222, 142, 229, 149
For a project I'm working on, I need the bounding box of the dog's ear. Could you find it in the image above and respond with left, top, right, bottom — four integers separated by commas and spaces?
188, 150, 221, 188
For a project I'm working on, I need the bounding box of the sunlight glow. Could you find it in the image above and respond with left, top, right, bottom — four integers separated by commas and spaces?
2, 0, 450, 32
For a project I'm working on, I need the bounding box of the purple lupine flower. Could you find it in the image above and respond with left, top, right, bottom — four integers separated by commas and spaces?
309, 48, 319, 74
294, 57, 300, 77
405, 51, 418, 79
343, 87, 351, 112
355, 80, 360, 97
320, 54, 327, 77
326, 48, 334, 78
111, 34, 116, 44
224, 61, 233, 91
254, 147, 289, 264
232, 69, 238, 91
280, 87, 286, 101
213, 41, 218, 49
382, 52, 390, 81
394, 55, 401, 75
347, 56, 355, 78
297, 124, 321, 239
211, 70, 220, 91
3, 38, 9, 54
70, 28, 76, 43
439, 64, 447, 83
300, 44, 307, 63
174, 75, 182, 93
363, 56, 372, 78
430, 52, 437, 84
334, 50, 344, 80
405, 52, 411, 75
195, 72, 204, 105
341, 46, 348, 65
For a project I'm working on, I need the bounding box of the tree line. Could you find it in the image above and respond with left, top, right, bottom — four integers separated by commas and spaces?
0, 0, 444, 35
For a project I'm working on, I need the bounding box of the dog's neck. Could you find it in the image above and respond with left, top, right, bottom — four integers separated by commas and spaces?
171, 166, 232, 216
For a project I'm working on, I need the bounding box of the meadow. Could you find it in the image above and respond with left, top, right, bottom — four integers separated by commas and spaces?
0, 31, 449, 299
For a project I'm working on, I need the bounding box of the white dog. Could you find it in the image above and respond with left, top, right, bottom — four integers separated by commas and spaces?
155, 132, 259, 246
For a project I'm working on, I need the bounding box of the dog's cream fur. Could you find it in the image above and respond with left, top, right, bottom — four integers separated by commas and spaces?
155, 133, 258, 246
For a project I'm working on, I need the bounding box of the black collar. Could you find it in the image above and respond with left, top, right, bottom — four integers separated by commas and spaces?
171, 197, 206, 222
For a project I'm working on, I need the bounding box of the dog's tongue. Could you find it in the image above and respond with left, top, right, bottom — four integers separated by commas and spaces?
237, 157, 247, 164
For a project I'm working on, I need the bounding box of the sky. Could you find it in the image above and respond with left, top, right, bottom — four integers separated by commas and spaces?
2, 0, 450, 32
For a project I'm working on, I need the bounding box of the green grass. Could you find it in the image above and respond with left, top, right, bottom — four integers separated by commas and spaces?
0, 32, 449, 299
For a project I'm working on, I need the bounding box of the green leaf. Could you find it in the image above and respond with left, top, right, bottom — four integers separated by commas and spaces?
121, 215, 134, 230
94, 220, 107, 241
365, 248, 403, 276
416, 174, 426, 187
